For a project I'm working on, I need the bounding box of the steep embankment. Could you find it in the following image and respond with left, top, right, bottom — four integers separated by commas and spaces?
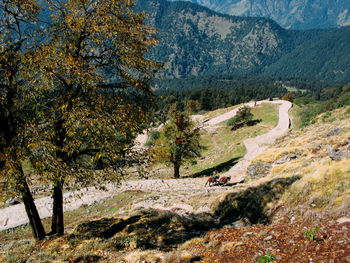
169, 106, 350, 263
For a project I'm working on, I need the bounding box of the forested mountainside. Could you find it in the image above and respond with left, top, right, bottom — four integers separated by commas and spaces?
265, 26, 350, 81
136, 0, 350, 83
136, 0, 294, 78
168, 0, 350, 30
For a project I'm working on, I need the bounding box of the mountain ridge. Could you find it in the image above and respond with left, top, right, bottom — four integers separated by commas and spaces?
137, 0, 350, 83
168, 0, 350, 30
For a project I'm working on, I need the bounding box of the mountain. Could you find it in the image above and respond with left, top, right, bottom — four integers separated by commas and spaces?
137, 0, 350, 82
168, 0, 350, 30
265, 26, 350, 81
137, 0, 296, 78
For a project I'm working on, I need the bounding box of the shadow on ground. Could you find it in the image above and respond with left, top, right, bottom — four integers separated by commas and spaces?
231, 119, 262, 131
215, 175, 302, 225
190, 157, 240, 178
70, 210, 217, 250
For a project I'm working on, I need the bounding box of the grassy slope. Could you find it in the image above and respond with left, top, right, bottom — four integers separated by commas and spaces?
173, 106, 350, 263
2, 104, 350, 262
192, 103, 278, 173
154, 103, 279, 178
254, 106, 350, 213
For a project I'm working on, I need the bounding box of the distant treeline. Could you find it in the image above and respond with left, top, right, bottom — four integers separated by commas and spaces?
153, 76, 337, 114
294, 83, 350, 126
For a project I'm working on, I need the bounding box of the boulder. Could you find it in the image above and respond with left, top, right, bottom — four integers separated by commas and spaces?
324, 128, 342, 137
247, 162, 272, 177
274, 153, 297, 165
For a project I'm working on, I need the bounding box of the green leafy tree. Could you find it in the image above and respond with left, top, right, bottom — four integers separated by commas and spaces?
26, 0, 160, 236
0, 0, 46, 240
153, 105, 201, 178
236, 105, 253, 124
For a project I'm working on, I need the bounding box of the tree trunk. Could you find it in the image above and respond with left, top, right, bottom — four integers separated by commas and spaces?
51, 181, 64, 236
174, 162, 180, 179
17, 166, 46, 240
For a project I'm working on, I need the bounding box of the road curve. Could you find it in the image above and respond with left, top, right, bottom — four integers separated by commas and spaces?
0, 100, 291, 231
221, 100, 292, 183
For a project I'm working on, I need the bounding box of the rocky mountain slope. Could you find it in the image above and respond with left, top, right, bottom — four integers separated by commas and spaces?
169, 0, 350, 30
137, 0, 350, 82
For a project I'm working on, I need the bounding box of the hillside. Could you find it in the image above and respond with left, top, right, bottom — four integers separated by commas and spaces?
136, 0, 350, 82
168, 0, 350, 30
265, 26, 350, 81
1, 101, 349, 262
137, 0, 291, 78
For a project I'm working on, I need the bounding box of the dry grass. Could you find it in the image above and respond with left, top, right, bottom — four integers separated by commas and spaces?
250, 106, 350, 216
203, 104, 241, 120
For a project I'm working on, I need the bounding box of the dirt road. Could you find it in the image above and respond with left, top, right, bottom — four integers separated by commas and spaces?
0, 100, 291, 231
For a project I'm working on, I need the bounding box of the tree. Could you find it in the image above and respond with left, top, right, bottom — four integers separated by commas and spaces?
0, 0, 46, 240
227, 105, 254, 129
282, 92, 296, 102
27, 0, 160, 236
186, 99, 200, 113
153, 105, 201, 178
236, 105, 253, 124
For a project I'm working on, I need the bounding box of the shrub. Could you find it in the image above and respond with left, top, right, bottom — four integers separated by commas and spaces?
226, 116, 239, 127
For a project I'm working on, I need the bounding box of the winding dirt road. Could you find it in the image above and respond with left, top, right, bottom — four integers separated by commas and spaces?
0, 100, 291, 231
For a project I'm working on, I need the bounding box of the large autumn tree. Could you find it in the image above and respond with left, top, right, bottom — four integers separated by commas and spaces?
0, 0, 46, 239
153, 105, 201, 178
26, 0, 160, 236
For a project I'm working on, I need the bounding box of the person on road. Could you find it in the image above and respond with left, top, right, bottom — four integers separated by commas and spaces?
211, 170, 219, 183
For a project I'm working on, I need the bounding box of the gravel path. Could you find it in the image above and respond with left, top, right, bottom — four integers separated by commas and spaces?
221, 100, 292, 182
0, 100, 291, 232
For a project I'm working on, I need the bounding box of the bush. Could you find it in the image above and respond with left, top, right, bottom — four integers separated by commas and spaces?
236, 106, 253, 124
226, 116, 239, 127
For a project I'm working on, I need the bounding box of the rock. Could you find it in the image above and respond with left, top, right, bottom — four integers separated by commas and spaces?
264, 235, 273, 241
231, 219, 250, 228
247, 162, 272, 177
324, 128, 343, 137
259, 230, 267, 237
275, 153, 297, 165
242, 232, 254, 238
